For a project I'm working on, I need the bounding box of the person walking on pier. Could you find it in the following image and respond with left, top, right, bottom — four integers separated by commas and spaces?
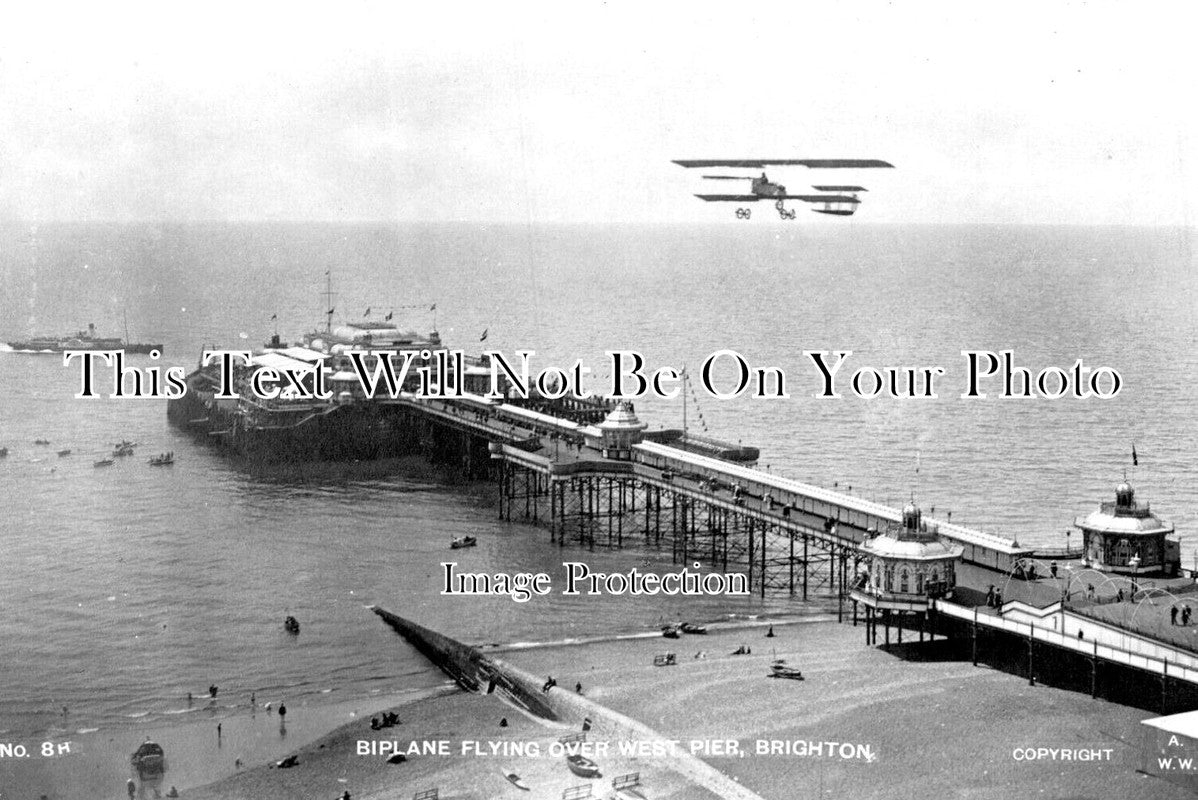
985, 585, 995, 607
1172, 606, 1179, 625
1050, 561, 1058, 579
1184, 606, 1192, 626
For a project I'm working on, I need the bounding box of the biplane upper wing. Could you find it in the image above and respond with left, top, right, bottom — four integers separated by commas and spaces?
675, 159, 894, 169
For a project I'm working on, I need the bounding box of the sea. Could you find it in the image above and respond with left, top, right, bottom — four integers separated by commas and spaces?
0, 222, 1194, 780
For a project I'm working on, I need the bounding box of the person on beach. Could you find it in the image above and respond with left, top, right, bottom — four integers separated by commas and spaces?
279, 702, 287, 719
576, 682, 583, 693
209, 684, 218, 698
127, 778, 137, 800
1172, 606, 1179, 625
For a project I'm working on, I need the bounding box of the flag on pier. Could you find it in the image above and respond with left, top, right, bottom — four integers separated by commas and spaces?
480, 328, 488, 341
327, 307, 335, 316
385, 311, 393, 320
430, 303, 436, 311
270, 314, 277, 320
364, 307, 371, 317
1132, 443, 1138, 466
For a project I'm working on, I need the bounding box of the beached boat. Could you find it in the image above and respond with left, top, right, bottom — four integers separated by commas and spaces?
130, 740, 166, 777
284, 616, 300, 634
503, 770, 530, 790
450, 536, 477, 549
94, 458, 115, 468
661, 624, 681, 638
680, 622, 707, 634
149, 452, 174, 466
566, 753, 601, 779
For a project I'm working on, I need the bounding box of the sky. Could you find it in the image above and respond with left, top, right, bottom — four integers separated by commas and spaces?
0, 1, 1194, 225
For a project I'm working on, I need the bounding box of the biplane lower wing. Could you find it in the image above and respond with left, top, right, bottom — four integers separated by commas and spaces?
695, 194, 861, 204
695, 194, 762, 202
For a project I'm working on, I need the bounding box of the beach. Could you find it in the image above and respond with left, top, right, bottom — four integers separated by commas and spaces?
165, 615, 1189, 800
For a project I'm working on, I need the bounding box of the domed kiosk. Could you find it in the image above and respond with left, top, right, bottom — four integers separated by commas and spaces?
583, 401, 648, 460
851, 501, 964, 646
1076, 482, 1179, 577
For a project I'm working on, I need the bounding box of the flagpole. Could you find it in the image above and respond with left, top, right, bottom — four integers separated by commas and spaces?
324, 270, 334, 333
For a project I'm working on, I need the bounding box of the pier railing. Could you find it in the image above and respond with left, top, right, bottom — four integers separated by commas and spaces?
933, 599, 1198, 686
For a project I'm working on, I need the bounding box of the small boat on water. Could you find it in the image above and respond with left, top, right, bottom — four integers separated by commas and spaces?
0, 447, 8, 457
566, 753, 601, 779
284, 616, 300, 634
57, 449, 71, 457
769, 659, 804, 680
130, 740, 166, 777
94, 458, 115, 468
34, 439, 50, 445
149, 452, 175, 466
503, 769, 530, 790
113, 444, 135, 457
450, 536, 477, 549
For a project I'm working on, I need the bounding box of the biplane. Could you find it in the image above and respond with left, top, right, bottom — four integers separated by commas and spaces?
673, 158, 894, 220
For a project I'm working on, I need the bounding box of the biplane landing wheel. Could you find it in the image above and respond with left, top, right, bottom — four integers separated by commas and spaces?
736, 207, 751, 219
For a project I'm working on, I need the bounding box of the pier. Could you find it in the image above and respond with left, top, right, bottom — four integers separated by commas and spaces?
381, 390, 1028, 600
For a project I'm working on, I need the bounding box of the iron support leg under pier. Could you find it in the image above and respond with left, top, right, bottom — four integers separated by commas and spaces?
1028, 625, 1035, 686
